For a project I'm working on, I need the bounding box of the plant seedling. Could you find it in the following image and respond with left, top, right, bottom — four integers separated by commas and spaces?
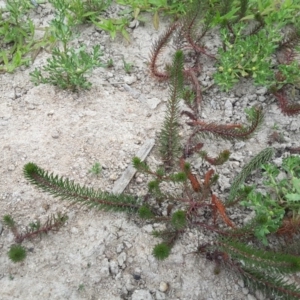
89, 162, 102, 176
122, 58, 133, 74
7, 244, 27, 263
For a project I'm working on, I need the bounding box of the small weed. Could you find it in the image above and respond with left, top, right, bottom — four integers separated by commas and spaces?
77, 284, 85, 291
122, 58, 133, 74
92, 17, 130, 42
106, 58, 114, 68
3, 213, 67, 262
240, 155, 300, 244
66, 0, 112, 25
30, 1, 104, 91
8, 244, 27, 263
89, 162, 102, 176
0, 0, 53, 72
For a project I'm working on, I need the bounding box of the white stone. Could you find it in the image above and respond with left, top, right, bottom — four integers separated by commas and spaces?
224, 99, 233, 117
146, 98, 161, 110
117, 252, 127, 266
159, 282, 168, 292
132, 289, 153, 300
155, 291, 166, 300
109, 260, 119, 275
124, 75, 137, 85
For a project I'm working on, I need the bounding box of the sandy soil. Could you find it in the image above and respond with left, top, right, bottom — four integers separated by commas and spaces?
1, 3, 300, 300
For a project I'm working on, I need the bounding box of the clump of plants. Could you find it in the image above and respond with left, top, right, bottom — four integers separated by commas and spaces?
0, 0, 54, 72
149, 0, 300, 115
237, 155, 300, 245
19, 49, 300, 298
65, 0, 112, 25
30, 0, 105, 91
3, 213, 67, 263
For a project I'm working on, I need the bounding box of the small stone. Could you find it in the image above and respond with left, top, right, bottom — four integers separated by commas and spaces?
109, 260, 119, 275
132, 289, 153, 300
257, 87, 267, 95
47, 110, 54, 116
117, 252, 127, 267
0, 222, 3, 235
109, 173, 118, 181
224, 99, 233, 117
258, 95, 266, 102
133, 274, 141, 280
146, 98, 161, 110
234, 141, 245, 150
242, 287, 249, 295
71, 227, 78, 235
51, 130, 60, 138
155, 291, 166, 300
237, 279, 244, 288
143, 224, 153, 233
117, 243, 124, 253
8, 165, 15, 171
136, 176, 143, 184
159, 282, 169, 292
247, 294, 256, 300
129, 19, 139, 29
290, 120, 300, 131
100, 266, 110, 277
255, 290, 265, 300
124, 75, 137, 85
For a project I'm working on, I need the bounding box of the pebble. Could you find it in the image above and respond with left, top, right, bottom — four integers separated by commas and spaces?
224, 99, 233, 117
124, 75, 137, 85
8, 165, 15, 171
159, 281, 169, 292
70, 227, 79, 235
143, 224, 153, 233
109, 260, 119, 275
117, 252, 127, 267
51, 130, 60, 138
132, 289, 153, 300
117, 243, 124, 253
109, 173, 118, 181
155, 291, 166, 300
247, 294, 256, 300
146, 97, 161, 109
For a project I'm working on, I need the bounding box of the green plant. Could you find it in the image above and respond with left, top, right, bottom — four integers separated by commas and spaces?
7, 245, 27, 263
210, 0, 300, 98
116, 0, 193, 29
30, 0, 105, 91
106, 58, 114, 68
122, 58, 133, 73
12, 2, 300, 298
232, 154, 300, 244
66, 0, 112, 25
89, 162, 102, 176
30, 45, 104, 91
0, 0, 53, 72
3, 213, 68, 262
92, 17, 130, 42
